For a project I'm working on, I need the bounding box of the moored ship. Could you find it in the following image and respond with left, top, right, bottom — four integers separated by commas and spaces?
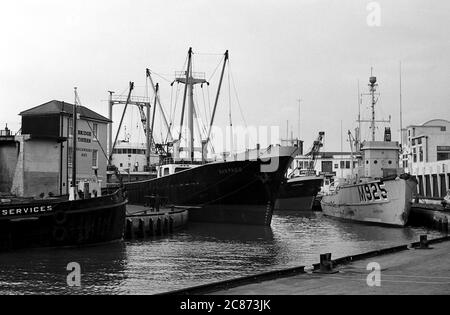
0, 189, 126, 251
115, 48, 298, 225
125, 145, 298, 226
275, 132, 325, 211
275, 175, 324, 211
0, 89, 127, 251
321, 74, 417, 227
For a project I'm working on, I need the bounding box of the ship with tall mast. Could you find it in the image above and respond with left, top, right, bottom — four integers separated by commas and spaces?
120, 48, 298, 226
321, 72, 417, 227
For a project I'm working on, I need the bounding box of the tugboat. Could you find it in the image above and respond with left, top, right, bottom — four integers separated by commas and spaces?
122, 48, 298, 226
0, 89, 127, 251
321, 73, 417, 227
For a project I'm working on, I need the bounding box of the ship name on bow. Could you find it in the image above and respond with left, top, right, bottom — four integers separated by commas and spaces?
357, 181, 388, 202
1, 205, 54, 217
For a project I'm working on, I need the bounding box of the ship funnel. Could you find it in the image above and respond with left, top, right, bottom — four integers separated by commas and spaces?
369, 76, 377, 85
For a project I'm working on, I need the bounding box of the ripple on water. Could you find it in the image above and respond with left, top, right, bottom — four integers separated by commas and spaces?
0, 211, 445, 294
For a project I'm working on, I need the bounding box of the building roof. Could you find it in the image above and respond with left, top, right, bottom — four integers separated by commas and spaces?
407, 119, 450, 128
19, 100, 111, 123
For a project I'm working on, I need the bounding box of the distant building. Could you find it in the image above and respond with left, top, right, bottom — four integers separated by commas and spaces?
290, 152, 361, 180
403, 119, 450, 198
0, 100, 110, 197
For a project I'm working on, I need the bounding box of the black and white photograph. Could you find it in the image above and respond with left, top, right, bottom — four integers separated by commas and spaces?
0, 0, 449, 300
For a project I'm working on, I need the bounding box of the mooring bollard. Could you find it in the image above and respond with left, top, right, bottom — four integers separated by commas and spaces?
163, 217, 169, 234
417, 235, 432, 249
148, 218, 154, 237
314, 253, 338, 274
156, 218, 162, 235
443, 217, 449, 234
169, 217, 174, 234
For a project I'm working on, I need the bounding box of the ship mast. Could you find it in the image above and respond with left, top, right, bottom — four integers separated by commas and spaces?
358, 69, 391, 142
71, 87, 79, 201
369, 72, 377, 141
176, 48, 207, 161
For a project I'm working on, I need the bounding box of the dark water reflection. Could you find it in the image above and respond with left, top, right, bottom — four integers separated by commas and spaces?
0, 211, 445, 295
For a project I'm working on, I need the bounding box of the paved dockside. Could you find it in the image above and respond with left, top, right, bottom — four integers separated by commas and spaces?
209, 240, 450, 295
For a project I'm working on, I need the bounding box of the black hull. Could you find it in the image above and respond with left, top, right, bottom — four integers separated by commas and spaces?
275, 177, 324, 211
125, 156, 294, 225
0, 190, 127, 251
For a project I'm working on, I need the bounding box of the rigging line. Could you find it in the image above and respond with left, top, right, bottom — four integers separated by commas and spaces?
206, 84, 212, 121
201, 85, 209, 124
228, 64, 234, 152
169, 83, 174, 126
194, 91, 209, 140
146, 68, 172, 83
229, 61, 248, 128
195, 52, 225, 56
208, 55, 225, 82
171, 84, 181, 126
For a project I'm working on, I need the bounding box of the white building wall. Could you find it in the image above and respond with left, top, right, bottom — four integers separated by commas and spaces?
404, 119, 450, 198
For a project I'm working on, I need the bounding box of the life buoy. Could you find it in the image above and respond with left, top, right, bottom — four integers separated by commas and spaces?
52, 226, 67, 242
53, 210, 67, 225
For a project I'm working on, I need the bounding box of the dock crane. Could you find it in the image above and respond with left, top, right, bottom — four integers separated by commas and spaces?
305, 131, 325, 174
288, 131, 325, 178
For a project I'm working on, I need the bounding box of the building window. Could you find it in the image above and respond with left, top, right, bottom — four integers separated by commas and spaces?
93, 123, 98, 139
437, 146, 450, 161
334, 164, 339, 169
69, 118, 73, 136
345, 161, 350, 169
437, 153, 450, 161
413, 148, 417, 163
417, 137, 422, 145
441, 127, 447, 132
419, 147, 423, 162
340, 161, 345, 169
92, 150, 98, 168
412, 139, 416, 146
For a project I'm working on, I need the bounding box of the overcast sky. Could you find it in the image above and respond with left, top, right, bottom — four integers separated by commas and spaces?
1, 0, 449, 152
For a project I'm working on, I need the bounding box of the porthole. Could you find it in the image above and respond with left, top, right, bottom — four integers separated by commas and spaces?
374, 160, 378, 164
388, 161, 392, 165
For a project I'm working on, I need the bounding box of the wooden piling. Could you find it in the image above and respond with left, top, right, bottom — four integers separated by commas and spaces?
125, 219, 133, 239
148, 218, 154, 236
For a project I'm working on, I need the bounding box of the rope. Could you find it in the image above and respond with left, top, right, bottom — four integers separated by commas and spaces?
146, 68, 172, 84
195, 52, 225, 56
208, 56, 225, 82
229, 61, 248, 128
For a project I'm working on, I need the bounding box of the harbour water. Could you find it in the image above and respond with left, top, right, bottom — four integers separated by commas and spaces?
0, 211, 444, 295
